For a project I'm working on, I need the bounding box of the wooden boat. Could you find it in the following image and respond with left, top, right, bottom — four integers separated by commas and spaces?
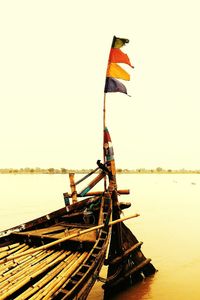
0, 168, 138, 300
0, 36, 156, 299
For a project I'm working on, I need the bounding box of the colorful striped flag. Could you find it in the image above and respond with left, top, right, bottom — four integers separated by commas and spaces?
105, 36, 133, 95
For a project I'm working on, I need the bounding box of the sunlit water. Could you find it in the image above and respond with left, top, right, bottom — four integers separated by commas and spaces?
0, 174, 200, 300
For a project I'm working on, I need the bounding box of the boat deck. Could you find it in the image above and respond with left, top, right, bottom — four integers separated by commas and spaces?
0, 198, 111, 299
11, 222, 97, 243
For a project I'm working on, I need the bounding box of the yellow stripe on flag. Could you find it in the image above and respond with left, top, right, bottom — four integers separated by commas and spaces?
106, 63, 130, 81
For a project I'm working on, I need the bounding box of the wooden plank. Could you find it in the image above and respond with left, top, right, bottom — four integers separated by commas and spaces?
24, 225, 66, 236
79, 172, 105, 197
12, 228, 97, 243
57, 222, 95, 229
105, 242, 143, 265
1, 207, 68, 235
98, 196, 105, 226
104, 259, 152, 288
63, 189, 130, 198
49, 231, 97, 243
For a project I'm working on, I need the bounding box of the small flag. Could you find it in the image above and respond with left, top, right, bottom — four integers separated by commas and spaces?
104, 127, 114, 162
106, 63, 130, 81
112, 36, 129, 48
104, 77, 127, 94
109, 48, 133, 68
104, 35, 133, 96
104, 127, 116, 177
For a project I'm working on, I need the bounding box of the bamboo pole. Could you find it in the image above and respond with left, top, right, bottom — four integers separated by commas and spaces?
39, 254, 81, 298
0, 243, 20, 253
0, 214, 140, 265
0, 250, 53, 285
0, 253, 60, 299
0, 250, 69, 299
0, 244, 27, 260
69, 173, 77, 203
0, 250, 53, 284
0, 250, 45, 278
0, 245, 31, 280
30, 252, 82, 300
103, 92, 107, 191
0, 248, 49, 278
74, 167, 100, 186
103, 92, 106, 136
23, 225, 66, 236
42, 252, 88, 300
0, 250, 56, 293
15, 252, 72, 300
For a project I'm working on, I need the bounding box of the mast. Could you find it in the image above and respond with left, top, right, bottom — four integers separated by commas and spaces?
102, 35, 133, 257
103, 92, 107, 190
102, 36, 115, 191
103, 93, 106, 133
103, 36, 131, 191
102, 37, 157, 297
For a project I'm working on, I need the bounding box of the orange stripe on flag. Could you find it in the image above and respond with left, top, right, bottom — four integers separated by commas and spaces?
106, 63, 130, 81
109, 48, 133, 68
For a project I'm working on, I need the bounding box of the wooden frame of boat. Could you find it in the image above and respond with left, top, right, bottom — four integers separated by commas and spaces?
0, 169, 141, 299
0, 35, 156, 299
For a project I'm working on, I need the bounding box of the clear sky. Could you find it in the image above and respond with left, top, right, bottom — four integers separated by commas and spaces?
0, 0, 200, 170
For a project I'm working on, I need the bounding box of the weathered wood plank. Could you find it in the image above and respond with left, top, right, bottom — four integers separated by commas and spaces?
63, 189, 130, 198
105, 242, 143, 265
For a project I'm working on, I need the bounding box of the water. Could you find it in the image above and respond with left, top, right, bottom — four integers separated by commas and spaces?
0, 174, 200, 299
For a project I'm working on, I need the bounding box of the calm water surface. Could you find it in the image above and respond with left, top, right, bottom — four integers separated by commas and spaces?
0, 174, 200, 300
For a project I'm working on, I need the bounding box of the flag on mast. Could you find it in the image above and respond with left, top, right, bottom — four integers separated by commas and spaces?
103, 36, 133, 186
104, 36, 133, 95
104, 127, 116, 177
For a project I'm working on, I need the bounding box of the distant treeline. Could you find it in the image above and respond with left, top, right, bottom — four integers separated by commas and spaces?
0, 167, 200, 174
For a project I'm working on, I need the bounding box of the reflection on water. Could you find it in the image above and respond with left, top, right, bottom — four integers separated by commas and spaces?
0, 174, 200, 299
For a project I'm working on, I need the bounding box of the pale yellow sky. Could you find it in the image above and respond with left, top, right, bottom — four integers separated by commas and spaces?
0, 0, 200, 170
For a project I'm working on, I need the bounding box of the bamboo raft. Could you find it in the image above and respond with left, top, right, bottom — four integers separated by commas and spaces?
0, 35, 156, 299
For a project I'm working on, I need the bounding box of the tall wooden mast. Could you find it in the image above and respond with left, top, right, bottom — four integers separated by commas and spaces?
103, 36, 156, 298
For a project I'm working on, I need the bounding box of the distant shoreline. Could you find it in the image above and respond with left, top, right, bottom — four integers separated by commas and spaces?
0, 168, 199, 175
